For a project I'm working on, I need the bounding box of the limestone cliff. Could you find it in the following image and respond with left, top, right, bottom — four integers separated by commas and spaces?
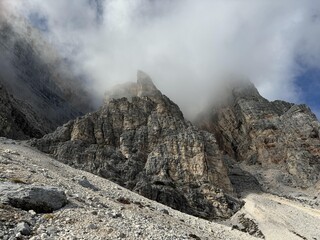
197, 81, 320, 190
32, 71, 243, 220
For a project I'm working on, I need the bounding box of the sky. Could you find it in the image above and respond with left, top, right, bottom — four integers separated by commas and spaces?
2, 0, 320, 119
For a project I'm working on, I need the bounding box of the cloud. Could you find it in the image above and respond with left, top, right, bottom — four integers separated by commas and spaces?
4, 0, 320, 118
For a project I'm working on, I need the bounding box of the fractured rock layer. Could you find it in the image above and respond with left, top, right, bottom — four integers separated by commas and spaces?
33, 71, 243, 220
197, 81, 320, 189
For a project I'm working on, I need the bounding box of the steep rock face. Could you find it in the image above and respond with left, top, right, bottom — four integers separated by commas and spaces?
197, 81, 320, 189
0, 14, 94, 137
0, 83, 44, 139
32, 71, 242, 220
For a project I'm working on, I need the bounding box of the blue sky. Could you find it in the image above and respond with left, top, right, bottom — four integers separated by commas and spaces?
295, 68, 320, 118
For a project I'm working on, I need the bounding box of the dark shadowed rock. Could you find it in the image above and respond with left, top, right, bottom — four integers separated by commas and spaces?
15, 222, 31, 236
0, 15, 94, 139
0, 182, 67, 213
232, 214, 265, 239
75, 176, 99, 191
32, 71, 243, 220
0, 83, 44, 139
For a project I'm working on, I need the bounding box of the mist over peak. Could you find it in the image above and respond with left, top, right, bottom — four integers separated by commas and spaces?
2, 0, 320, 119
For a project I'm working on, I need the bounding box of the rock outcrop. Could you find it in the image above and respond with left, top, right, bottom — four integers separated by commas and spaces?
32, 71, 243, 220
197, 81, 320, 190
0, 84, 44, 139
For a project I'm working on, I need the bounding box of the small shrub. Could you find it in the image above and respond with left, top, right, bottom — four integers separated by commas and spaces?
42, 213, 55, 220
117, 197, 131, 205
9, 178, 27, 184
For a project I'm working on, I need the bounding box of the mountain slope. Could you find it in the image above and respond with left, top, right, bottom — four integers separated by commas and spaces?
0, 138, 257, 240
0, 13, 95, 138
0, 83, 44, 139
32, 71, 243, 220
196, 81, 320, 194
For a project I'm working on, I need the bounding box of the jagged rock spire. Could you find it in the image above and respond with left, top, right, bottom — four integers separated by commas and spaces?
104, 70, 162, 102
137, 70, 161, 98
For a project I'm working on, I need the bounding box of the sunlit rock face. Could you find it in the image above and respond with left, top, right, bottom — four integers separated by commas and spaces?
197, 81, 320, 190
33, 71, 243, 220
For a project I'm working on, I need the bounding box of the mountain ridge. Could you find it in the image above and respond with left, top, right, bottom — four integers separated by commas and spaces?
196, 81, 320, 195
0, 70, 319, 238
31, 71, 244, 220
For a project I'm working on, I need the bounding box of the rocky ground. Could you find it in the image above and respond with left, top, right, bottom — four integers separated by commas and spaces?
1, 140, 320, 240
224, 191, 320, 240
0, 138, 257, 240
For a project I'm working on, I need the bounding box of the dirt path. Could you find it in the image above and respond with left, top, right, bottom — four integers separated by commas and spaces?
240, 193, 320, 240
265, 194, 320, 218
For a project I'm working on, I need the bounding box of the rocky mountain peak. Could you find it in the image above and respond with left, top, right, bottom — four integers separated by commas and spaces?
230, 81, 262, 101
196, 80, 320, 193
104, 70, 162, 103
32, 72, 243, 220
137, 70, 155, 87
136, 70, 161, 97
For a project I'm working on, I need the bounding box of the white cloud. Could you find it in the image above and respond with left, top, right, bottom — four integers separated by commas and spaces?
4, 0, 320, 118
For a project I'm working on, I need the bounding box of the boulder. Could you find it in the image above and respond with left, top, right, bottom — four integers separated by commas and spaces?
15, 222, 31, 236
0, 182, 67, 213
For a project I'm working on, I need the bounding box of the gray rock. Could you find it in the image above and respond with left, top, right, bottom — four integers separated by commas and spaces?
119, 233, 127, 238
15, 222, 31, 236
197, 80, 320, 190
32, 71, 243, 220
46, 226, 58, 236
160, 209, 169, 215
88, 223, 98, 230
0, 182, 67, 213
29, 210, 37, 216
91, 210, 98, 215
75, 176, 99, 191
0, 83, 43, 139
109, 212, 122, 219
232, 214, 265, 239
0, 20, 95, 140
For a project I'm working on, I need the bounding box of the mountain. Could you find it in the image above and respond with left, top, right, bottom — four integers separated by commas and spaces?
0, 13, 95, 139
1, 5, 320, 240
0, 138, 257, 240
32, 71, 243, 220
196, 81, 320, 196
0, 83, 44, 139
1, 66, 320, 238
